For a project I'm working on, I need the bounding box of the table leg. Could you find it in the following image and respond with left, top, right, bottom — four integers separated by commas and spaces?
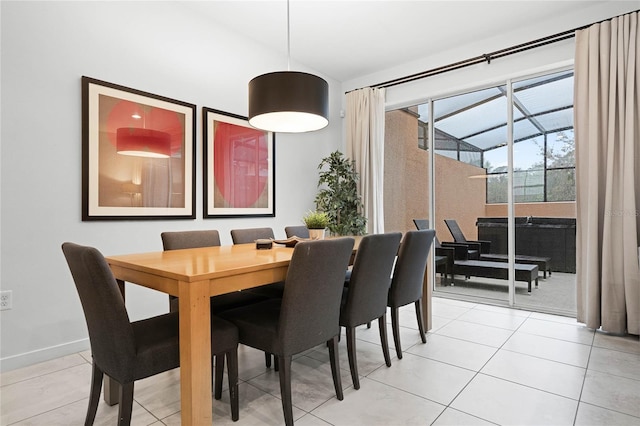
178, 279, 212, 425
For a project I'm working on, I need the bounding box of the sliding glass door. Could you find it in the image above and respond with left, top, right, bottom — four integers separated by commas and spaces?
386, 68, 577, 315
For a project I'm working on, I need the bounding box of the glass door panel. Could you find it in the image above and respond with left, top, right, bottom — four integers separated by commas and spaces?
432, 85, 510, 304
511, 71, 577, 315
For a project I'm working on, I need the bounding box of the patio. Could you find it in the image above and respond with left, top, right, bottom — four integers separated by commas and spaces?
434, 272, 577, 318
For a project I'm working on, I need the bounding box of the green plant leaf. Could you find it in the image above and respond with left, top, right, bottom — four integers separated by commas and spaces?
314, 150, 367, 235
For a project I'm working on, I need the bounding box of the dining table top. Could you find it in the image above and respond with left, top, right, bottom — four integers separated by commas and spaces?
106, 236, 361, 279
105, 236, 361, 296
106, 243, 296, 282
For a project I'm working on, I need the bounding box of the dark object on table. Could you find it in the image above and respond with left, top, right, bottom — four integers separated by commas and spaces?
256, 239, 273, 249
273, 236, 307, 247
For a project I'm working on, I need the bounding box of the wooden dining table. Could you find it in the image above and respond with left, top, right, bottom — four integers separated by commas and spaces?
104, 238, 361, 425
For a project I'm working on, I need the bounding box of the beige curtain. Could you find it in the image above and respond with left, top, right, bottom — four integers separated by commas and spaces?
345, 87, 386, 234
575, 11, 640, 335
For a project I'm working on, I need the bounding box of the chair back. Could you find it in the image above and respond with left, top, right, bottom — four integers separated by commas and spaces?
279, 238, 354, 355
444, 219, 467, 243
388, 230, 435, 307
61, 242, 136, 379
284, 226, 310, 239
413, 219, 441, 248
341, 233, 402, 327
231, 227, 275, 244
161, 230, 221, 250
413, 219, 429, 230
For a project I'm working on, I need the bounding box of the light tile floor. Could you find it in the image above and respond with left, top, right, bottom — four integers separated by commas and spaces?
2, 297, 639, 425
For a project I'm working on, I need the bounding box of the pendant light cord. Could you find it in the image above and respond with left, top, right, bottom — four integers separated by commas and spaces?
286, 0, 291, 71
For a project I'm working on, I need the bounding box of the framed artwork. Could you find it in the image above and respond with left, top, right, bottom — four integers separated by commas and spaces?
203, 108, 275, 218
82, 76, 196, 220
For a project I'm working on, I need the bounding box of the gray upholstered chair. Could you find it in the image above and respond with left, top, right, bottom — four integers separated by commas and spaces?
230, 227, 284, 301
221, 238, 355, 426
161, 230, 267, 313
413, 219, 454, 284
61, 242, 240, 424
387, 229, 435, 359
230, 227, 283, 369
161, 230, 219, 313
284, 225, 310, 238
340, 232, 402, 389
230, 227, 275, 244
161, 229, 222, 248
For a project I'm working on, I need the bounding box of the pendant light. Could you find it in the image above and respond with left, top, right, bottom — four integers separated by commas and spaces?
248, 0, 329, 133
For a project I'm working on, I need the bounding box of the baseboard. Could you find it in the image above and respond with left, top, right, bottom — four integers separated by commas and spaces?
0, 338, 90, 372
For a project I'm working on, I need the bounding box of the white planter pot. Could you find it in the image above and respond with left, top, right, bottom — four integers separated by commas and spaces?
308, 228, 326, 240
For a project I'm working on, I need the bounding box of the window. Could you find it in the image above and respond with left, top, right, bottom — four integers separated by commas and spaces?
417, 70, 575, 203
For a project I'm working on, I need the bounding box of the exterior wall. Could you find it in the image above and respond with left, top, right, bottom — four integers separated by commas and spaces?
384, 109, 428, 233
384, 109, 487, 242
435, 156, 487, 242
485, 202, 576, 218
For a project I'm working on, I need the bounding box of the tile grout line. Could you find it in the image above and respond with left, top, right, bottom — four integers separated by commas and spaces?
572, 329, 597, 425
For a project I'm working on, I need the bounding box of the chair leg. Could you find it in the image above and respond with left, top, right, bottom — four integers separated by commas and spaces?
214, 354, 224, 400
274, 356, 279, 372
328, 336, 344, 400
265, 352, 272, 368
85, 362, 103, 426
390, 306, 403, 359
277, 355, 294, 426
378, 314, 392, 367
227, 350, 239, 422
366, 321, 371, 329
345, 327, 360, 390
415, 299, 427, 343
117, 382, 134, 426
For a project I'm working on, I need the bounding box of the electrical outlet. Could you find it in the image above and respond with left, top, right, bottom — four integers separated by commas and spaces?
0, 291, 12, 310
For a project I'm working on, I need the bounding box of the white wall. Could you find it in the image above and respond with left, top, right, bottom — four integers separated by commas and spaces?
342, 1, 638, 109
0, 1, 343, 370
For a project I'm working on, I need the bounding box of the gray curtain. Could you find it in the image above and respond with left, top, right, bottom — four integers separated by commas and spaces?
574, 11, 639, 335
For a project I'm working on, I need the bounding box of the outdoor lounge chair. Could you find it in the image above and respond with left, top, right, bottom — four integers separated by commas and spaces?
452, 259, 539, 292
444, 219, 552, 278
444, 219, 491, 255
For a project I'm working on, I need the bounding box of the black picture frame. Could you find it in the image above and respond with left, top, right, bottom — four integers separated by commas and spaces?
203, 107, 275, 218
82, 76, 196, 220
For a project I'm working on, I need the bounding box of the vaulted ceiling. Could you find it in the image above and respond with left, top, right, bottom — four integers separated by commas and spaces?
183, 1, 637, 82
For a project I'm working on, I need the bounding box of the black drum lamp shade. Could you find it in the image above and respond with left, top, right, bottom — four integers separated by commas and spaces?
248, 71, 329, 133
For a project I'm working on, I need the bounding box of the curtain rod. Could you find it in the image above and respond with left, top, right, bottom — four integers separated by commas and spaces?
349, 10, 637, 92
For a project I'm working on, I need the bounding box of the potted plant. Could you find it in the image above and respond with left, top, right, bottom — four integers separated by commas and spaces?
303, 210, 329, 240
315, 151, 367, 236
